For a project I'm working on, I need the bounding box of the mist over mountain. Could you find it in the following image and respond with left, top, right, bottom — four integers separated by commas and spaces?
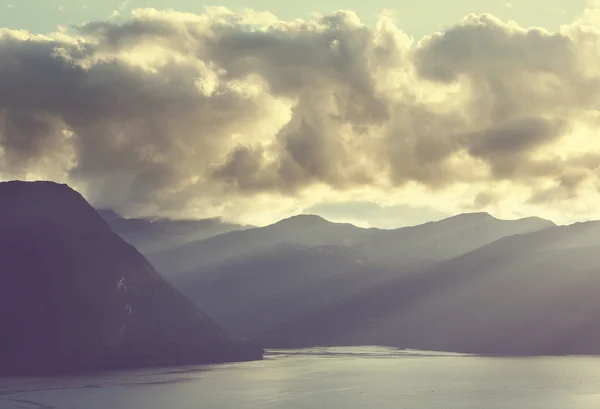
97, 209, 248, 254
0, 181, 262, 376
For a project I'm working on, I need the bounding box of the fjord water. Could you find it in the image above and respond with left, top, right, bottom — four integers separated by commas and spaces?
1, 347, 600, 409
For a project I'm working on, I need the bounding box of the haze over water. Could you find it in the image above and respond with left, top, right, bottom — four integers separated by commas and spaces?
1, 347, 600, 409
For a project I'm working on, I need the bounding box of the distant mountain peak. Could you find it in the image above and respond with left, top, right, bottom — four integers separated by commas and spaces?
445, 212, 497, 221
516, 216, 556, 226
437, 212, 554, 227
273, 214, 330, 227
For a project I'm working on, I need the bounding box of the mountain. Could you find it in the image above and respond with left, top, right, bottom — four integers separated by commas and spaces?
0, 181, 262, 376
148, 214, 381, 276
148, 212, 553, 278
262, 221, 600, 355
133, 211, 553, 349
170, 242, 397, 338
353, 212, 556, 268
97, 209, 247, 254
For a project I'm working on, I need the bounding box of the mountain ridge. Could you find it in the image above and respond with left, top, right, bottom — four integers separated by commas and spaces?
145, 210, 555, 277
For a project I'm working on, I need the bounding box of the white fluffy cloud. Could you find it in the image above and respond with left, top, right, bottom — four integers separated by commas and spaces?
2, 7, 600, 225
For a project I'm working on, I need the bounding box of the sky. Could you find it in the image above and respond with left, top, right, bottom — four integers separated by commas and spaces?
0, 1, 587, 39
0, 0, 599, 227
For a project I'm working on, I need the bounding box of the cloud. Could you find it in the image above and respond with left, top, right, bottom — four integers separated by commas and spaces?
1, 8, 600, 224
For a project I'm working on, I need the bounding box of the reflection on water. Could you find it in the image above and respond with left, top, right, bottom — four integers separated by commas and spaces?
2, 346, 600, 409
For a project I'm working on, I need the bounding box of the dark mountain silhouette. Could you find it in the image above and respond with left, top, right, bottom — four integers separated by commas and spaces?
170, 242, 397, 338
97, 209, 247, 254
0, 181, 262, 376
262, 221, 600, 355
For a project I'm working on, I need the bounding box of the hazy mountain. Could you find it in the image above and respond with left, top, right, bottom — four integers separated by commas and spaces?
138, 211, 553, 349
170, 242, 397, 337
97, 209, 247, 254
354, 212, 556, 268
148, 214, 381, 276
0, 181, 262, 376
262, 221, 600, 355
148, 212, 554, 278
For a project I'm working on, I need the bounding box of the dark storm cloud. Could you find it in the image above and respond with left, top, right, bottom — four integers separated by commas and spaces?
467, 117, 567, 179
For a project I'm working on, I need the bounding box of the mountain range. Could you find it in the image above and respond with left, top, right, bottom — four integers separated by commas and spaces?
263, 221, 600, 355
145, 212, 554, 275
102, 204, 600, 356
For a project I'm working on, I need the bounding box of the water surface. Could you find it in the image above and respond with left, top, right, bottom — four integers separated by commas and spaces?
1, 347, 600, 408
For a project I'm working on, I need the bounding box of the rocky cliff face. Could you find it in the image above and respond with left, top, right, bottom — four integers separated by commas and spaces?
0, 181, 262, 376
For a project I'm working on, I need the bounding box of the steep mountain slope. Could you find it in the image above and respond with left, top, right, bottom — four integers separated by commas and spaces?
263, 222, 600, 355
0, 181, 262, 376
171, 243, 397, 337
98, 209, 247, 254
